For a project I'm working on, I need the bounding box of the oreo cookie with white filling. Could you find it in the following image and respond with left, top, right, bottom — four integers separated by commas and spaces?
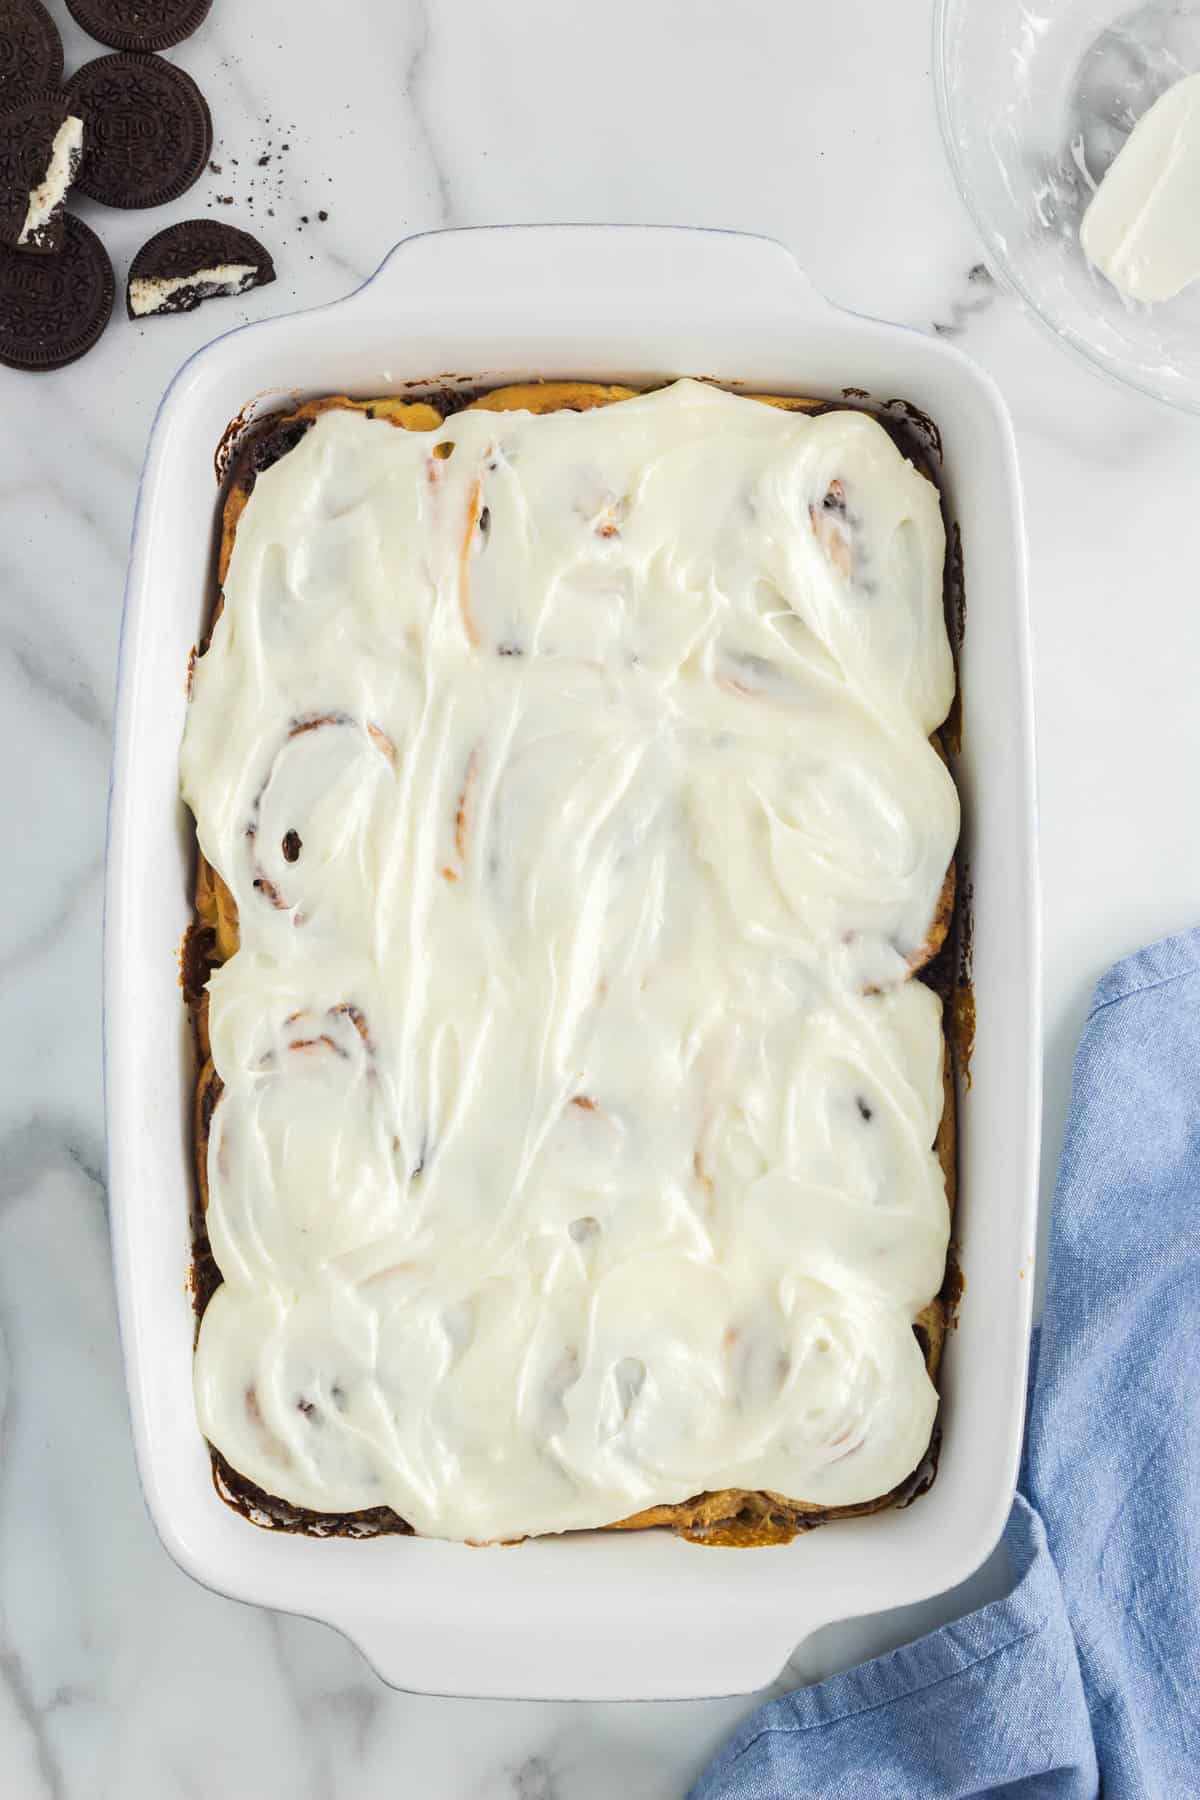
0, 90, 84, 253
127, 218, 275, 317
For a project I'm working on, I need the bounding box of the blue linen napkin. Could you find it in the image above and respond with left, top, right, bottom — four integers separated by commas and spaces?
690, 931, 1200, 1800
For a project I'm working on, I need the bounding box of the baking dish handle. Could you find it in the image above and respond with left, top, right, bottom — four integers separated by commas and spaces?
336, 1601, 820, 1702
344, 223, 839, 328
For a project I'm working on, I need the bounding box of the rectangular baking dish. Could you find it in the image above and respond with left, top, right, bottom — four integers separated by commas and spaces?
105, 224, 1039, 1701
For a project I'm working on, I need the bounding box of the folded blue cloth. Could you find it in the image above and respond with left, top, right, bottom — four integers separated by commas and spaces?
690, 932, 1200, 1800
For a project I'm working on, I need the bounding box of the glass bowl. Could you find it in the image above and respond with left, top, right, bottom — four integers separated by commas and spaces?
934, 0, 1200, 411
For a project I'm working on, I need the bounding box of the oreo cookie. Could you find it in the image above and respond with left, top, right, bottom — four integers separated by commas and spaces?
0, 0, 62, 108
128, 219, 275, 317
0, 91, 84, 254
66, 52, 212, 209
0, 213, 114, 370
66, 0, 213, 54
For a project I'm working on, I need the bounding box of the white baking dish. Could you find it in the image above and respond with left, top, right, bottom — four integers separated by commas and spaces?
105, 225, 1039, 1701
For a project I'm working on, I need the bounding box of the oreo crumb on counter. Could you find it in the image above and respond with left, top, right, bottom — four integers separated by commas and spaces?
67, 53, 212, 209
0, 213, 114, 369
66, 0, 213, 54
0, 0, 63, 108
0, 90, 84, 254
127, 218, 274, 317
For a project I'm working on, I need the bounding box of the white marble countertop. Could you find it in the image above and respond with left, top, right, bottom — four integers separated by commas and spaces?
3, 0, 1200, 1794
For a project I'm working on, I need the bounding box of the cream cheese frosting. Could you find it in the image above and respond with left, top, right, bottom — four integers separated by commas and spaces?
181, 379, 958, 1542
1080, 71, 1200, 305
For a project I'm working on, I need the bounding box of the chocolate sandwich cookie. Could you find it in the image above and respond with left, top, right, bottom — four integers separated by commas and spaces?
66, 0, 213, 54
0, 213, 114, 370
66, 52, 211, 208
0, 0, 62, 107
0, 91, 84, 254
128, 219, 275, 317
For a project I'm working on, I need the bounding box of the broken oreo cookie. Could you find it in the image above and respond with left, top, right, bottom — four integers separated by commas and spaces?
0, 0, 63, 108
0, 212, 114, 369
66, 0, 213, 54
66, 52, 211, 208
0, 91, 84, 254
127, 218, 274, 317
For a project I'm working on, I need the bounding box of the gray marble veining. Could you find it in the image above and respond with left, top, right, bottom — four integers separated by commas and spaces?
931, 261, 998, 336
